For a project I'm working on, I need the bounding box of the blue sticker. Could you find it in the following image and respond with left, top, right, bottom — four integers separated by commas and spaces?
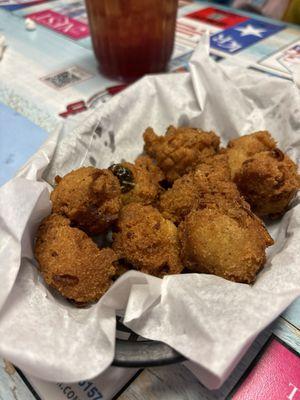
210, 19, 285, 54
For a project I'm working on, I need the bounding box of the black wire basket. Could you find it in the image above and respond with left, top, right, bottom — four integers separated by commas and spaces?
113, 316, 185, 367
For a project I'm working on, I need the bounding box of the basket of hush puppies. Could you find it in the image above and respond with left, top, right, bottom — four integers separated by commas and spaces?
33, 121, 300, 372
1, 42, 300, 387
35, 127, 300, 304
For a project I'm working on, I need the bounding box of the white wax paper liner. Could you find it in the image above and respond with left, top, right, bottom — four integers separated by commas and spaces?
0, 35, 299, 389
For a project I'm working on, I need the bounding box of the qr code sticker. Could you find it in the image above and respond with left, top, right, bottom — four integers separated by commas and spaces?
40, 66, 93, 90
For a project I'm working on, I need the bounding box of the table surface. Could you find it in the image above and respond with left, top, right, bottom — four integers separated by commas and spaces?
0, 1, 300, 399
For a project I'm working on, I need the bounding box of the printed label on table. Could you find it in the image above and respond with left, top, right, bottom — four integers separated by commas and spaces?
186, 7, 248, 29
27, 9, 89, 39
173, 16, 221, 59
258, 40, 300, 77
210, 19, 285, 54
21, 367, 140, 400
46, 1, 88, 25
231, 337, 300, 399
40, 66, 93, 90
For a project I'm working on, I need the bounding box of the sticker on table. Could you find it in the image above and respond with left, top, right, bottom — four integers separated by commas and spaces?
173, 17, 221, 59
19, 366, 141, 400
210, 19, 285, 54
0, 0, 50, 11
40, 66, 93, 90
258, 40, 300, 78
231, 336, 300, 399
186, 7, 248, 29
45, 1, 88, 25
26, 9, 89, 39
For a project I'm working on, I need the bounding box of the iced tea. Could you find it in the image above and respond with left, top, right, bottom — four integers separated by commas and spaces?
85, 0, 178, 81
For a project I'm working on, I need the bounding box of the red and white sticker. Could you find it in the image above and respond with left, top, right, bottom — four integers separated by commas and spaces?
186, 7, 248, 29
173, 17, 220, 59
258, 40, 300, 78
27, 9, 89, 39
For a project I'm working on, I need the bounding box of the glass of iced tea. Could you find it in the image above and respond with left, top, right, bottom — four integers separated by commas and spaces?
85, 0, 178, 81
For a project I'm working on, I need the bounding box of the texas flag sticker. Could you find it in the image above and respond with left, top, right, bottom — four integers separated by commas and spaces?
210, 19, 285, 54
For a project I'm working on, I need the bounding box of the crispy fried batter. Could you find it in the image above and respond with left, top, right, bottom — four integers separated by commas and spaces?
179, 205, 273, 284
35, 128, 289, 297
227, 131, 276, 178
158, 154, 245, 224
51, 167, 121, 234
135, 155, 165, 184
196, 152, 232, 180
235, 149, 300, 218
143, 126, 220, 182
195, 154, 248, 210
226, 131, 299, 217
120, 160, 162, 206
158, 172, 200, 225
112, 203, 183, 277
34, 214, 117, 303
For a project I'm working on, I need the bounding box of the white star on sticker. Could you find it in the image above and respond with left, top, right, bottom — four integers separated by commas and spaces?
235, 24, 266, 38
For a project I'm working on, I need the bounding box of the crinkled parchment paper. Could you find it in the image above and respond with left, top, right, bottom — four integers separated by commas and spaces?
0, 38, 299, 389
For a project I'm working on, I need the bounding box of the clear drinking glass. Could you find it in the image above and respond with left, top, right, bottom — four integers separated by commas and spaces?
85, 0, 178, 81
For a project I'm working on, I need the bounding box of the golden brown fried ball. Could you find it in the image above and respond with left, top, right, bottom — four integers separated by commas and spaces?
143, 126, 220, 182
135, 155, 165, 185
158, 154, 244, 225
226, 131, 276, 178
196, 152, 232, 181
35, 214, 117, 304
179, 205, 273, 284
158, 172, 200, 225
226, 131, 299, 217
112, 203, 183, 277
51, 167, 121, 235
119, 160, 162, 206
195, 154, 248, 211
234, 149, 300, 218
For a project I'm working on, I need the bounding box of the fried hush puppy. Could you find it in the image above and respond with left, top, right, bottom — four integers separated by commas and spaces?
109, 158, 163, 206
179, 205, 273, 284
158, 171, 201, 225
195, 152, 232, 181
226, 130, 276, 178
194, 155, 249, 211
158, 154, 244, 225
34, 214, 117, 304
112, 203, 183, 277
143, 126, 220, 182
135, 155, 165, 185
226, 131, 300, 218
51, 167, 121, 235
235, 149, 300, 218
